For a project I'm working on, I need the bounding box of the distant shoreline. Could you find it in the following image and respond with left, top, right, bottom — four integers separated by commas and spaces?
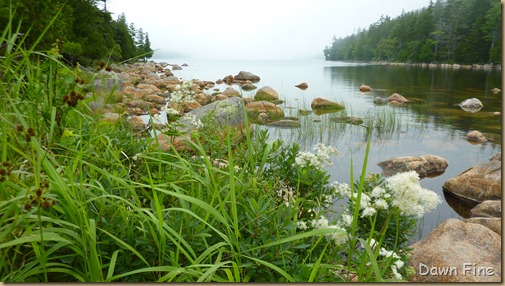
325, 60, 502, 70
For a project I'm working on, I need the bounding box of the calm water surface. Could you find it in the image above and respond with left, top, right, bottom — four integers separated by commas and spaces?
158, 58, 502, 241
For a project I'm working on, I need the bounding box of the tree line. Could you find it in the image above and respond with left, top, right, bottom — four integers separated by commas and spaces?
323, 0, 501, 64
0, 0, 153, 65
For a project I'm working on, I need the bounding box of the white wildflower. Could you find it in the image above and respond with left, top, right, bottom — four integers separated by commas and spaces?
331, 181, 351, 198
373, 198, 389, 209
339, 213, 353, 227
391, 265, 402, 280
395, 259, 405, 270
324, 194, 333, 204
166, 108, 180, 116
294, 151, 322, 169
358, 193, 371, 209
325, 225, 348, 245
311, 216, 330, 229
386, 171, 441, 218
361, 206, 376, 217
132, 153, 142, 161
296, 221, 308, 230
371, 186, 386, 198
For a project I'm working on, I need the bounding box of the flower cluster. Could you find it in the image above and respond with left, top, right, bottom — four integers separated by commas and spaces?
170, 80, 195, 103
332, 171, 440, 219
309, 215, 348, 245
294, 143, 340, 170
0, 161, 11, 182
385, 171, 441, 218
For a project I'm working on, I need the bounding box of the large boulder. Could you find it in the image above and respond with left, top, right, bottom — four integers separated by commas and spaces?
246, 101, 284, 122
310, 97, 344, 114
254, 86, 279, 102
378, 155, 448, 178
234, 71, 260, 83
459, 98, 483, 113
408, 219, 501, 282
443, 161, 501, 205
157, 97, 248, 152
177, 96, 245, 133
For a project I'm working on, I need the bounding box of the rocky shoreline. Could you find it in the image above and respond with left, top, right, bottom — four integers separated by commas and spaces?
86, 60, 501, 283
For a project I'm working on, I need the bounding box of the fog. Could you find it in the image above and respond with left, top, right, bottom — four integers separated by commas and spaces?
106, 0, 429, 60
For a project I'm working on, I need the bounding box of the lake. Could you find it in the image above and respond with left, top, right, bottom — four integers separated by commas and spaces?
156, 58, 502, 241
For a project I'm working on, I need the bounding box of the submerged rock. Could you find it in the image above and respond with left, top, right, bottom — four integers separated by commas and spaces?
330, 116, 364, 125
408, 219, 501, 282
388, 93, 408, 103
465, 130, 487, 143
246, 101, 284, 122
373, 96, 389, 105
359, 84, 373, 92
310, 97, 344, 113
459, 98, 483, 113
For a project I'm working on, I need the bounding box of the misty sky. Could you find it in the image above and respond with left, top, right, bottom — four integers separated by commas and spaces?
106, 0, 429, 60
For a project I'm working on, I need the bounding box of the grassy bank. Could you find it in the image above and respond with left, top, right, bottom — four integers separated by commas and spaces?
0, 18, 441, 282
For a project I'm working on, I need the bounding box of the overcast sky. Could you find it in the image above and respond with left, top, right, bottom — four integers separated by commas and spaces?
106, 0, 429, 60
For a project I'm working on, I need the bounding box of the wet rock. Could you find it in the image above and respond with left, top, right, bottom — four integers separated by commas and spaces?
407, 219, 501, 282
443, 161, 501, 205
246, 101, 284, 122
310, 97, 344, 113
222, 87, 241, 97
242, 97, 253, 105
136, 83, 161, 93
388, 93, 408, 103
459, 98, 483, 113
266, 118, 301, 128
299, 109, 313, 116
234, 71, 260, 83
216, 79, 224, 84
470, 200, 501, 218
171, 64, 183, 70
295, 82, 308, 90
223, 75, 234, 85
169, 101, 202, 113
378, 155, 448, 178
491, 88, 501, 94
373, 96, 389, 105
359, 84, 373, 92
330, 116, 364, 125
254, 86, 279, 102
240, 83, 257, 91
465, 130, 487, 143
